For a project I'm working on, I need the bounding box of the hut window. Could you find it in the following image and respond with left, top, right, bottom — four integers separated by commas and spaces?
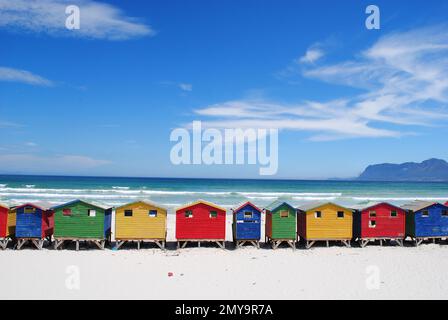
391, 210, 397, 217
210, 210, 218, 218
369, 220, 376, 228
314, 211, 322, 218
149, 210, 157, 217
442, 210, 448, 217
185, 210, 193, 218
124, 210, 133, 217
244, 211, 253, 219
337, 211, 344, 218
88, 209, 96, 217
369, 211, 376, 217
422, 210, 429, 217
24, 206, 35, 213
280, 210, 289, 218
63, 209, 72, 216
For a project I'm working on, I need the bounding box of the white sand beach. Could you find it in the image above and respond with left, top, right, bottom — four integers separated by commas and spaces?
1, 243, 448, 300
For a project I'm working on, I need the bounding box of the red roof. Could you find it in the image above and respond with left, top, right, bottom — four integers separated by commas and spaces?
232, 201, 262, 213
361, 202, 403, 212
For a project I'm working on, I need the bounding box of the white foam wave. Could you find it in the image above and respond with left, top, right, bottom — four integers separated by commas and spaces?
352, 196, 448, 201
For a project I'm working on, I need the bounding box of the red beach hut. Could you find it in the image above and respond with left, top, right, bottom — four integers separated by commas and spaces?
175, 200, 227, 249
353, 202, 406, 247
0, 204, 12, 249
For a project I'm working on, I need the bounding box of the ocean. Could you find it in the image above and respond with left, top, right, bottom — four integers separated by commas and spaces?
1, 175, 448, 209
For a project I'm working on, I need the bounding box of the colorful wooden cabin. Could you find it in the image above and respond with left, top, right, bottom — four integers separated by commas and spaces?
353, 202, 406, 247
15, 202, 54, 250
0, 203, 16, 249
297, 202, 353, 248
52, 199, 112, 250
264, 201, 297, 249
402, 201, 448, 246
115, 200, 167, 249
175, 200, 226, 249
232, 201, 262, 248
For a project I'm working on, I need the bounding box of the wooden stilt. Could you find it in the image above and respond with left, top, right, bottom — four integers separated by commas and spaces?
326, 240, 329, 247
306, 240, 315, 249
17, 239, 27, 250
0, 239, 9, 250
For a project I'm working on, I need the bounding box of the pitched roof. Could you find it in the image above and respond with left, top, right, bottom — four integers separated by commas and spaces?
265, 200, 295, 212
175, 199, 227, 212
115, 200, 167, 211
298, 202, 352, 212
401, 200, 440, 212
0, 203, 9, 209
232, 201, 262, 213
51, 199, 111, 211
359, 202, 403, 212
15, 201, 53, 211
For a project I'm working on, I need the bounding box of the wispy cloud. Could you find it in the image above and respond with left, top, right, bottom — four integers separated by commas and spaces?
194, 26, 448, 141
0, 119, 22, 128
0, 0, 154, 40
0, 153, 111, 173
299, 46, 324, 64
179, 83, 193, 92
0, 66, 53, 86
159, 81, 193, 93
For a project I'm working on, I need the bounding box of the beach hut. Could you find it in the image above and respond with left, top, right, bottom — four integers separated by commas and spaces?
175, 200, 226, 249
0, 204, 15, 249
297, 202, 353, 248
114, 200, 167, 249
15, 202, 54, 250
402, 200, 448, 246
264, 201, 297, 249
52, 199, 112, 250
232, 201, 262, 248
353, 202, 406, 247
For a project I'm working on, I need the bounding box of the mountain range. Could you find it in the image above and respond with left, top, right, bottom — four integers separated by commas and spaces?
357, 158, 448, 182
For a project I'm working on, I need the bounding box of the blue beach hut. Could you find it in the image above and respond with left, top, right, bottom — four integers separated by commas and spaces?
15, 202, 54, 250
402, 200, 448, 246
232, 201, 262, 248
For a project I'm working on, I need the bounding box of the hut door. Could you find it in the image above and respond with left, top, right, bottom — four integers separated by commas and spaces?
20, 209, 42, 237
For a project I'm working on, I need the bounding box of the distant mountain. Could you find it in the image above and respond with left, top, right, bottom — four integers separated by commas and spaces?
357, 158, 448, 181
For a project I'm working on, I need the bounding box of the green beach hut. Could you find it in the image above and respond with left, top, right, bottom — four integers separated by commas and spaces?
264, 201, 297, 249
52, 199, 112, 250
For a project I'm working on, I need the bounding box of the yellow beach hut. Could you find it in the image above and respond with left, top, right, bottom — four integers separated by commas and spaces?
114, 200, 167, 249
297, 202, 353, 248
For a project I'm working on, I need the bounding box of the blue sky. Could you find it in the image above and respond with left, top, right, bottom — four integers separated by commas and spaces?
1, 0, 448, 179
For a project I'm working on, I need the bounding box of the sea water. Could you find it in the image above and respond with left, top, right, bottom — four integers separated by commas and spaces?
1, 175, 448, 209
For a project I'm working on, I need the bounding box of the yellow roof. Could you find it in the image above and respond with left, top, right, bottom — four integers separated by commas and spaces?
116, 200, 167, 211
175, 199, 227, 212
299, 202, 352, 212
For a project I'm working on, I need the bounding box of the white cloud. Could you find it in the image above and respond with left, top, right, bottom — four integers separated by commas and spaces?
0, 153, 111, 173
0, 66, 53, 86
193, 26, 448, 141
179, 83, 193, 92
299, 46, 324, 64
25, 142, 38, 147
0, 0, 154, 40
